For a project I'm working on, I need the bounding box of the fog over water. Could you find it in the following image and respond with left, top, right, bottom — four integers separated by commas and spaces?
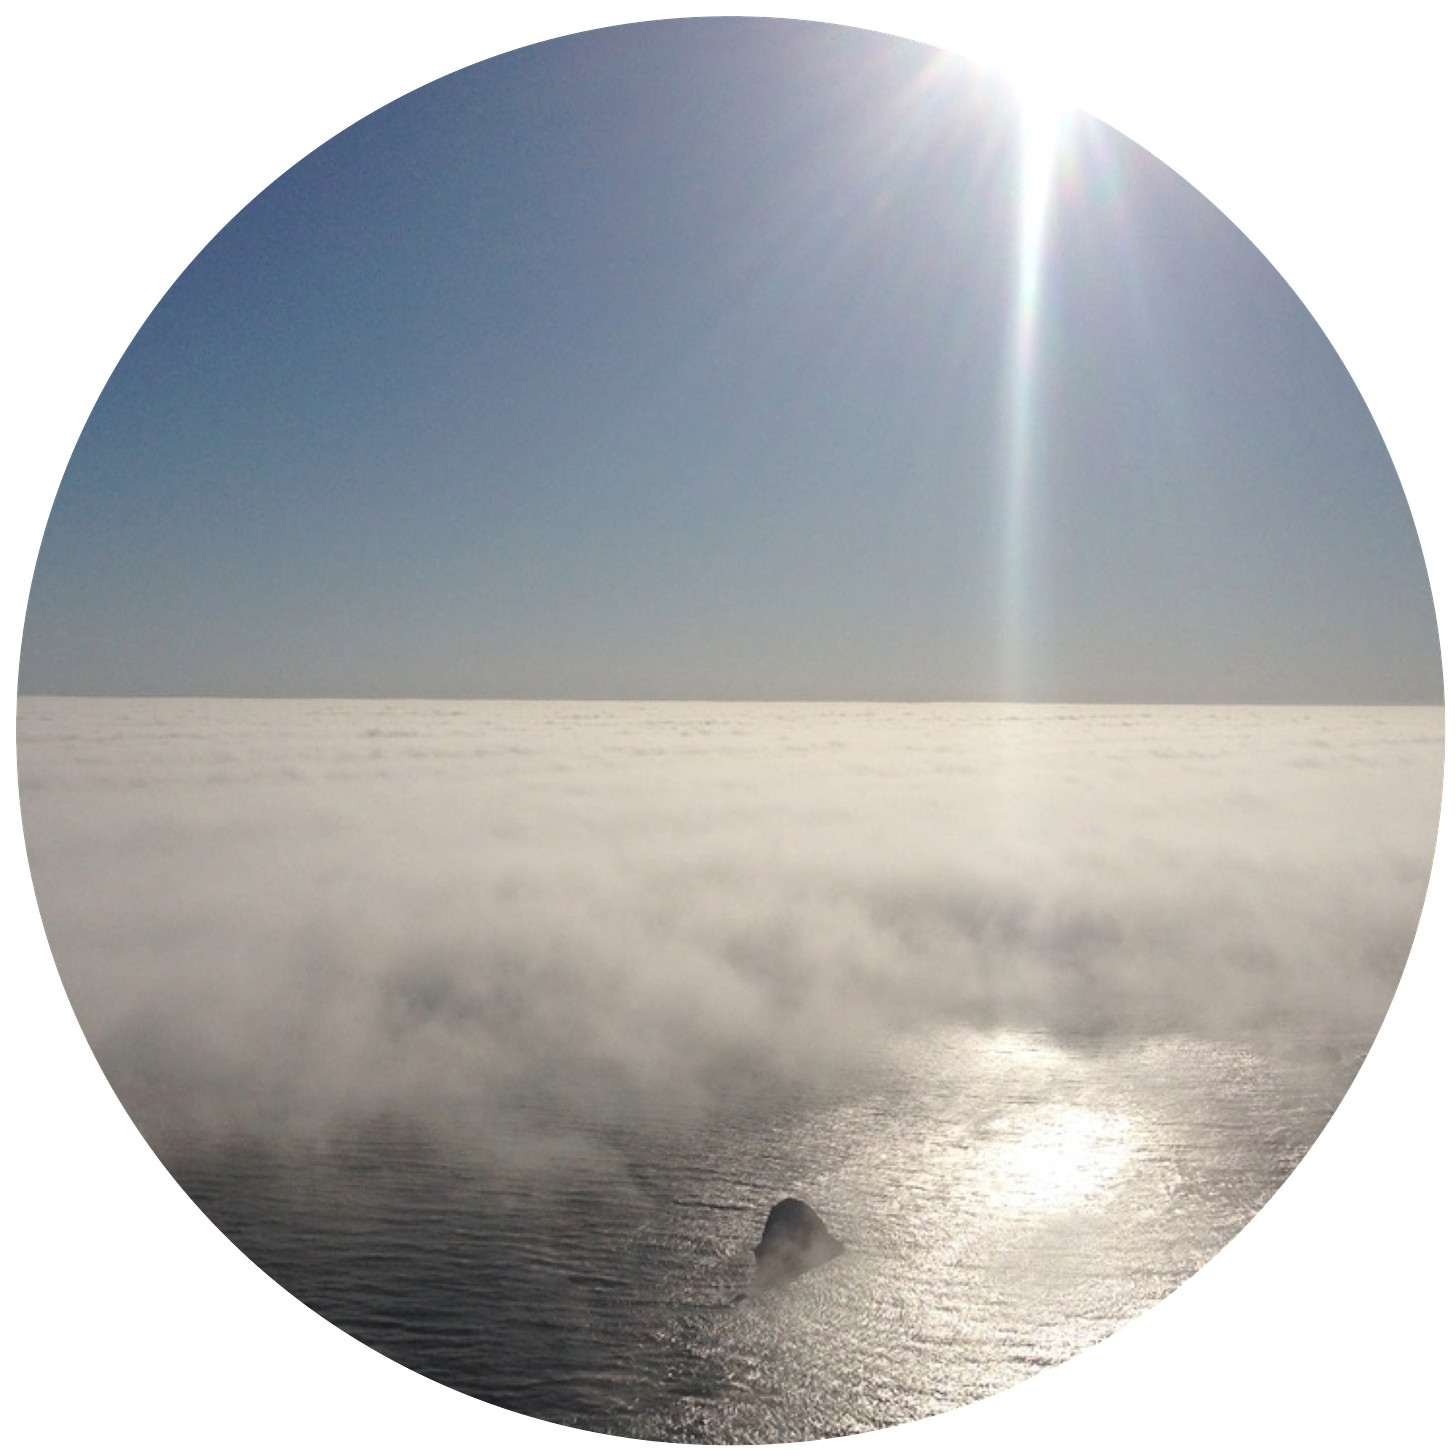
14, 698, 1442, 1437
20, 699, 1439, 1161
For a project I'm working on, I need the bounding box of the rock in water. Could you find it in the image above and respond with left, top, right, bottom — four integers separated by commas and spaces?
753, 1197, 845, 1287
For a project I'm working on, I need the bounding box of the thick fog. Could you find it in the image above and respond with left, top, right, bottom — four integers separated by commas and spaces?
18, 699, 1442, 1160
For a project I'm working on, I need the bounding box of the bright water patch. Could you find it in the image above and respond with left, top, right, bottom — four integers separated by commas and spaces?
172, 1027, 1361, 1442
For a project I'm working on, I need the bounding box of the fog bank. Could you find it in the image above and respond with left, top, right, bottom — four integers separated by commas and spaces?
18, 699, 1442, 1157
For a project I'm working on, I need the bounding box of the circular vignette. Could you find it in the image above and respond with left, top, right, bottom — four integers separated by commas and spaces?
17, 17, 1438, 1438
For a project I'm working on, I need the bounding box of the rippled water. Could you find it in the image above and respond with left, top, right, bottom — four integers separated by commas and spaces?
171, 1026, 1361, 1443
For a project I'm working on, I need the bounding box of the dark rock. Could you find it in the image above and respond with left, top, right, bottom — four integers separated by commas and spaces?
752, 1197, 845, 1287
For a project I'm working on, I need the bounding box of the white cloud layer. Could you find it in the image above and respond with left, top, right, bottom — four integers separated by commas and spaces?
18, 699, 1442, 1160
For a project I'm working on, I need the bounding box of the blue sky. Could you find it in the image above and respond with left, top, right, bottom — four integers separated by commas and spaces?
19, 17, 1441, 702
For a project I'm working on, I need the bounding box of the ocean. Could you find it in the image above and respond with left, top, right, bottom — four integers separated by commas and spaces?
170, 1026, 1363, 1442
15, 698, 1442, 1442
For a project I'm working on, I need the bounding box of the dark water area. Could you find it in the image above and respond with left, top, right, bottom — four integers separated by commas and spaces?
166, 1026, 1363, 1444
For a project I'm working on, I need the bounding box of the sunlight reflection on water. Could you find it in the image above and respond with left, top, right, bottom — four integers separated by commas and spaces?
175, 1024, 1361, 1443
978, 1101, 1138, 1215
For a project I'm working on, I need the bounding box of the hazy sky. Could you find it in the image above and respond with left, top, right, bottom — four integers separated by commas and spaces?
18, 18, 1442, 702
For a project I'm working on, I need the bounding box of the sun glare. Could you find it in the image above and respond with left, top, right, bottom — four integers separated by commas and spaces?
998, 72, 1068, 702
982, 1103, 1137, 1217
748, 35, 1072, 708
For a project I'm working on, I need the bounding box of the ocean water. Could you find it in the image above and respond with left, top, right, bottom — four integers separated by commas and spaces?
169, 1027, 1362, 1443
16, 698, 1442, 1442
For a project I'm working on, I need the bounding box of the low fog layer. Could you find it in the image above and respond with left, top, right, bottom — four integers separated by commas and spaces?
18, 700, 1443, 1157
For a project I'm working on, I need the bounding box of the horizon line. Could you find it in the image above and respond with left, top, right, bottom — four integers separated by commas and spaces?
13, 691, 1447, 710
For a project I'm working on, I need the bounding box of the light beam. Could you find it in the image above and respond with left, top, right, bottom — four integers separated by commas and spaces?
997, 81, 1066, 702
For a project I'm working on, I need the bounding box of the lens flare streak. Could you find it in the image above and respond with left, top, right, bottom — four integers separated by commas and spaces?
998, 96, 1064, 700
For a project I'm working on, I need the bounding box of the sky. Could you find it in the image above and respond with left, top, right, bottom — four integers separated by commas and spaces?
16, 16, 1442, 703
